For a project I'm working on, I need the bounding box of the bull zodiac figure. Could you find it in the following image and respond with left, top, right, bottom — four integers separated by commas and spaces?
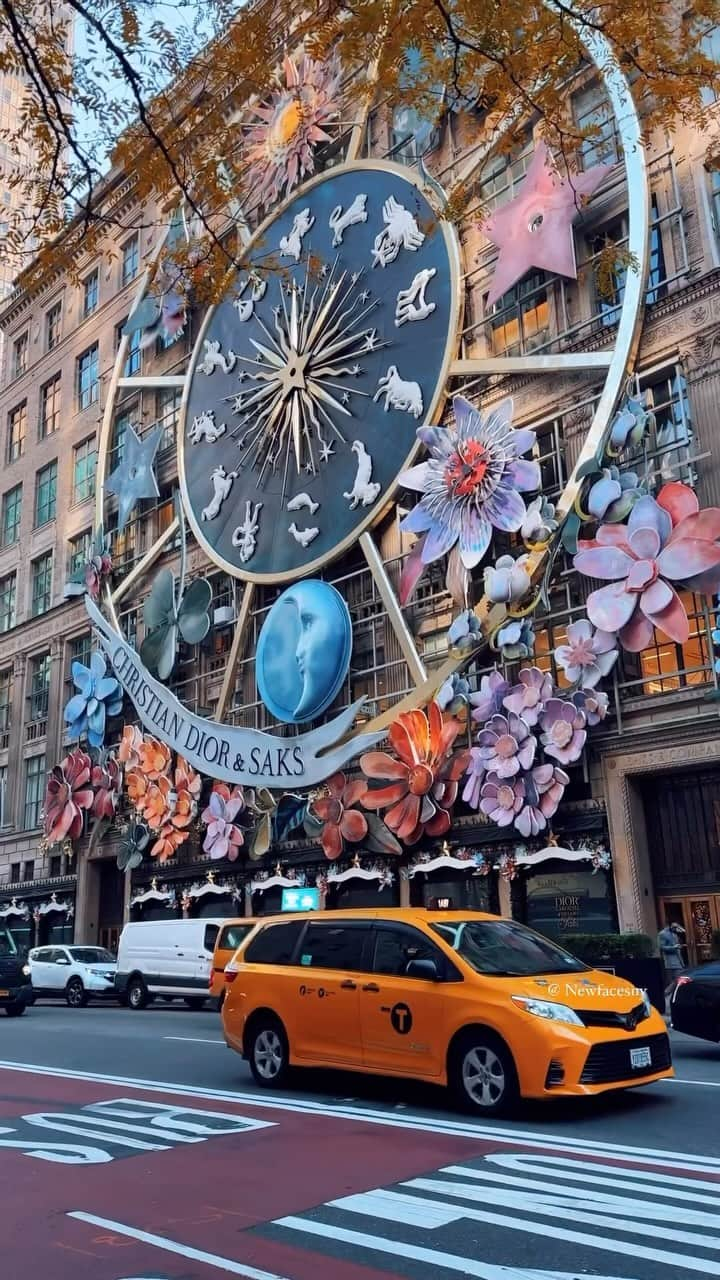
372, 197, 425, 268
373, 365, 424, 420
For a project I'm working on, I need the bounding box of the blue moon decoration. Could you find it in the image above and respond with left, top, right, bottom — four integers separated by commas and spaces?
256, 580, 353, 725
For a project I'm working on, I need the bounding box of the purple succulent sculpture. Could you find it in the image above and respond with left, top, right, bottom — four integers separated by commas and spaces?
573, 483, 720, 652
554, 619, 618, 688
448, 609, 483, 652
586, 468, 642, 523
496, 617, 535, 660
399, 395, 540, 570
540, 698, 587, 765
503, 666, 552, 726
484, 554, 532, 605
478, 712, 536, 778
462, 747, 485, 809
480, 774, 525, 826
572, 687, 609, 726
470, 670, 511, 724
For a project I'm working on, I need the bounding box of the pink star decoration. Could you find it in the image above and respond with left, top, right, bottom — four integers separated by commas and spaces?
483, 142, 610, 307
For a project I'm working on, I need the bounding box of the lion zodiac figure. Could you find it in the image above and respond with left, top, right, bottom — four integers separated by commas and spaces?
372, 197, 425, 268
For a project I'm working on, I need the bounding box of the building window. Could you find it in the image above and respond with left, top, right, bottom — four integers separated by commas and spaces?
11, 331, 28, 379
0, 667, 11, 734
39, 373, 61, 438
49, 853, 62, 877
1, 484, 21, 547
7, 401, 26, 462
45, 300, 62, 351
479, 138, 533, 212
9, 862, 20, 882
701, 27, 720, 107
591, 196, 666, 325
23, 755, 45, 829
29, 652, 51, 721
0, 764, 8, 827
390, 105, 440, 163
31, 552, 53, 616
122, 325, 141, 376
573, 81, 620, 168
72, 437, 97, 504
34, 460, 58, 527
23, 859, 34, 881
69, 631, 92, 674
486, 273, 550, 356
122, 234, 139, 285
83, 269, 99, 317
157, 387, 180, 451
68, 529, 92, 576
0, 572, 16, 632
77, 344, 99, 410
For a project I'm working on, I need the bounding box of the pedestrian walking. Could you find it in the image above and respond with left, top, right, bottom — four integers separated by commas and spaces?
658, 921, 685, 998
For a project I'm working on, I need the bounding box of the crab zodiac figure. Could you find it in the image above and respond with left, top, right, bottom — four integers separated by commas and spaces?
343, 440, 381, 509
198, 339, 236, 376
372, 196, 425, 268
373, 365, 424, 419
201, 465, 236, 521
279, 208, 315, 262
188, 409, 226, 444
231, 500, 263, 563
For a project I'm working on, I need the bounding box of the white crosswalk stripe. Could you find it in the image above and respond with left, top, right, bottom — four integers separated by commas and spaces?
272, 1151, 720, 1279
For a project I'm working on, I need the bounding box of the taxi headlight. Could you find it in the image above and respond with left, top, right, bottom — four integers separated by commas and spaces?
512, 996, 583, 1026
22, 964, 31, 977
642, 989, 653, 1019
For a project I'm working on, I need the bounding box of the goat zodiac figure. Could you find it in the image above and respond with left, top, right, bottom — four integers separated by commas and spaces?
373, 365, 424, 419
372, 197, 425, 268
198, 339, 236, 376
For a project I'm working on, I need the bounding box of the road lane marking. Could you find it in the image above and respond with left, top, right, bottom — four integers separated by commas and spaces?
164, 1036, 225, 1045
68, 1211, 290, 1280
2, 1060, 719, 1171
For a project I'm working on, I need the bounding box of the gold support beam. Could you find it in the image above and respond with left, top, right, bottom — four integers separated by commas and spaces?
360, 531, 427, 687
214, 582, 256, 722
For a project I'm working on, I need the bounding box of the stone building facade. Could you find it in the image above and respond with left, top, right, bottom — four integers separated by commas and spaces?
1, 55, 720, 962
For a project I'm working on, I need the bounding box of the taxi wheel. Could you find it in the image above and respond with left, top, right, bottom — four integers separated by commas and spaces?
248, 1017, 290, 1088
66, 978, 88, 1009
449, 1030, 518, 1116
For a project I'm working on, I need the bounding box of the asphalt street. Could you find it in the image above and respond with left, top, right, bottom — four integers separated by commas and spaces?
1, 999, 720, 1279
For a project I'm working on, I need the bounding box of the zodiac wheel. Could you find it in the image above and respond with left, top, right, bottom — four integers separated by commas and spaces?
96, 16, 649, 750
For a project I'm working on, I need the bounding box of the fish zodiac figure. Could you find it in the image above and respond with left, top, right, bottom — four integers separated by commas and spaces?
231, 500, 263, 563
373, 365, 424, 419
279, 208, 315, 262
372, 196, 425, 268
343, 440, 381, 509
288, 522, 320, 548
395, 267, 437, 327
329, 194, 368, 246
188, 409, 226, 444
201, 465, 236, 521
198, 338, 236, 376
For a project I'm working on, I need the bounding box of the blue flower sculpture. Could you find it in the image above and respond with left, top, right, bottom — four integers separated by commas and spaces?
64, 651, 123, 748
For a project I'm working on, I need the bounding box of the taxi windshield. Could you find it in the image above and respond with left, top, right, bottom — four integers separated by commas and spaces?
431, 919, 590, 977
0, 927, 17, 957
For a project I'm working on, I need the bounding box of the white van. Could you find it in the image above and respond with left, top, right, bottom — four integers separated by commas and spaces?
115, 919, 225, 1010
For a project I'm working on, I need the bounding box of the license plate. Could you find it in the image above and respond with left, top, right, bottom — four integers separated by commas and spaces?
630, 1046, 652, 1069
0, 989, 9, 997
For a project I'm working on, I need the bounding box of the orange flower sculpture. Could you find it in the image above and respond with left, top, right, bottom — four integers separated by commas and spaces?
125, 768, 150, 816
118, 724, 143, 769
360, 702, 470, 844
145, 759, 200, 863
137, 735, 172, 780
309, 771, 368, 861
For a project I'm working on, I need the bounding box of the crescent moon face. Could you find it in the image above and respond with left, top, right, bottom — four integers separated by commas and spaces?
256, 580, 353, 725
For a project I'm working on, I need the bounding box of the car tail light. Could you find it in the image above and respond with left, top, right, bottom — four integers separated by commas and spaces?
675, 976, 692, 986
224, 967, 239, 984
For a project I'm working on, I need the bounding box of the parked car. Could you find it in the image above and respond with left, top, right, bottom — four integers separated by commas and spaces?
28, 945, 117, 1007
222, 907, 673, 1115
671, 961, 720, 1042
210, 918, 258, 1009
0, 925, 33, 1016
115, 918, 226, 1010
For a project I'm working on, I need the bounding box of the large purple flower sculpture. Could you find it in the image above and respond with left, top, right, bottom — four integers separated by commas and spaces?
554, 619, 618, 688
573, 482, 720, 652
400, 395, 540, 579
477, 712, 536, 778
514, 764, 570, 838
502, 666, 552, 726
470, 670, 511, 724
480, 775, 525, 826
540, 699, 587, 765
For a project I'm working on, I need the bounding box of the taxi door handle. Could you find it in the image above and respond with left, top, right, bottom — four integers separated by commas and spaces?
340, 979, 357, 990
362, 983, 380, 993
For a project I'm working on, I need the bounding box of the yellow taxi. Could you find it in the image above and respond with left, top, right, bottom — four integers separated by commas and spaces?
209, 918, 258, 1008
221, 908, 672, 1113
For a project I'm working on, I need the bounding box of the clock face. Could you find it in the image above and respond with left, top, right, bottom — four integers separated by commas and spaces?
180, 161, 461, 581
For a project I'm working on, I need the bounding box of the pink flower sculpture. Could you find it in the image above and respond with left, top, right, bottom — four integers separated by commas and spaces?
572, 687, 609, 726
573, 482, 720, 652
202, 783, 246, 862
309, 771, 368, 861
91, 757, 121, 820
554, 619, 618, 688
480, 775, 525, 826
539, 699, 587, 765
43, 750, 94, 843
477, 712, 536, 778
502, 666, 552, 726
470, 670, 511, 724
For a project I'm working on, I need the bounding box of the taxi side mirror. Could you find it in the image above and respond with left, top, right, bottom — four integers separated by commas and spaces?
406, 958, 439, 981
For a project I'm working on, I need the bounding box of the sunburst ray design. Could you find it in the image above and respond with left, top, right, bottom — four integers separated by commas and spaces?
244, 54, 342, 209
228, 260, 386, 495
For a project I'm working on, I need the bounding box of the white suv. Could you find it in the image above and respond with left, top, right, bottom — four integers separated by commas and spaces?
28, 945, 117, 1008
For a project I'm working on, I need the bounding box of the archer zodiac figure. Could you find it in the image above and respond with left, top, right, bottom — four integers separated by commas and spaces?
231, 500, 263, 562
198, 338, 236, 376
279, 208, 315, 262
329, 193, 368, 246
343, 440, 381, 509
373, 365, 424, 419
371, 196, 425, 268
201, 465, 236, 521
